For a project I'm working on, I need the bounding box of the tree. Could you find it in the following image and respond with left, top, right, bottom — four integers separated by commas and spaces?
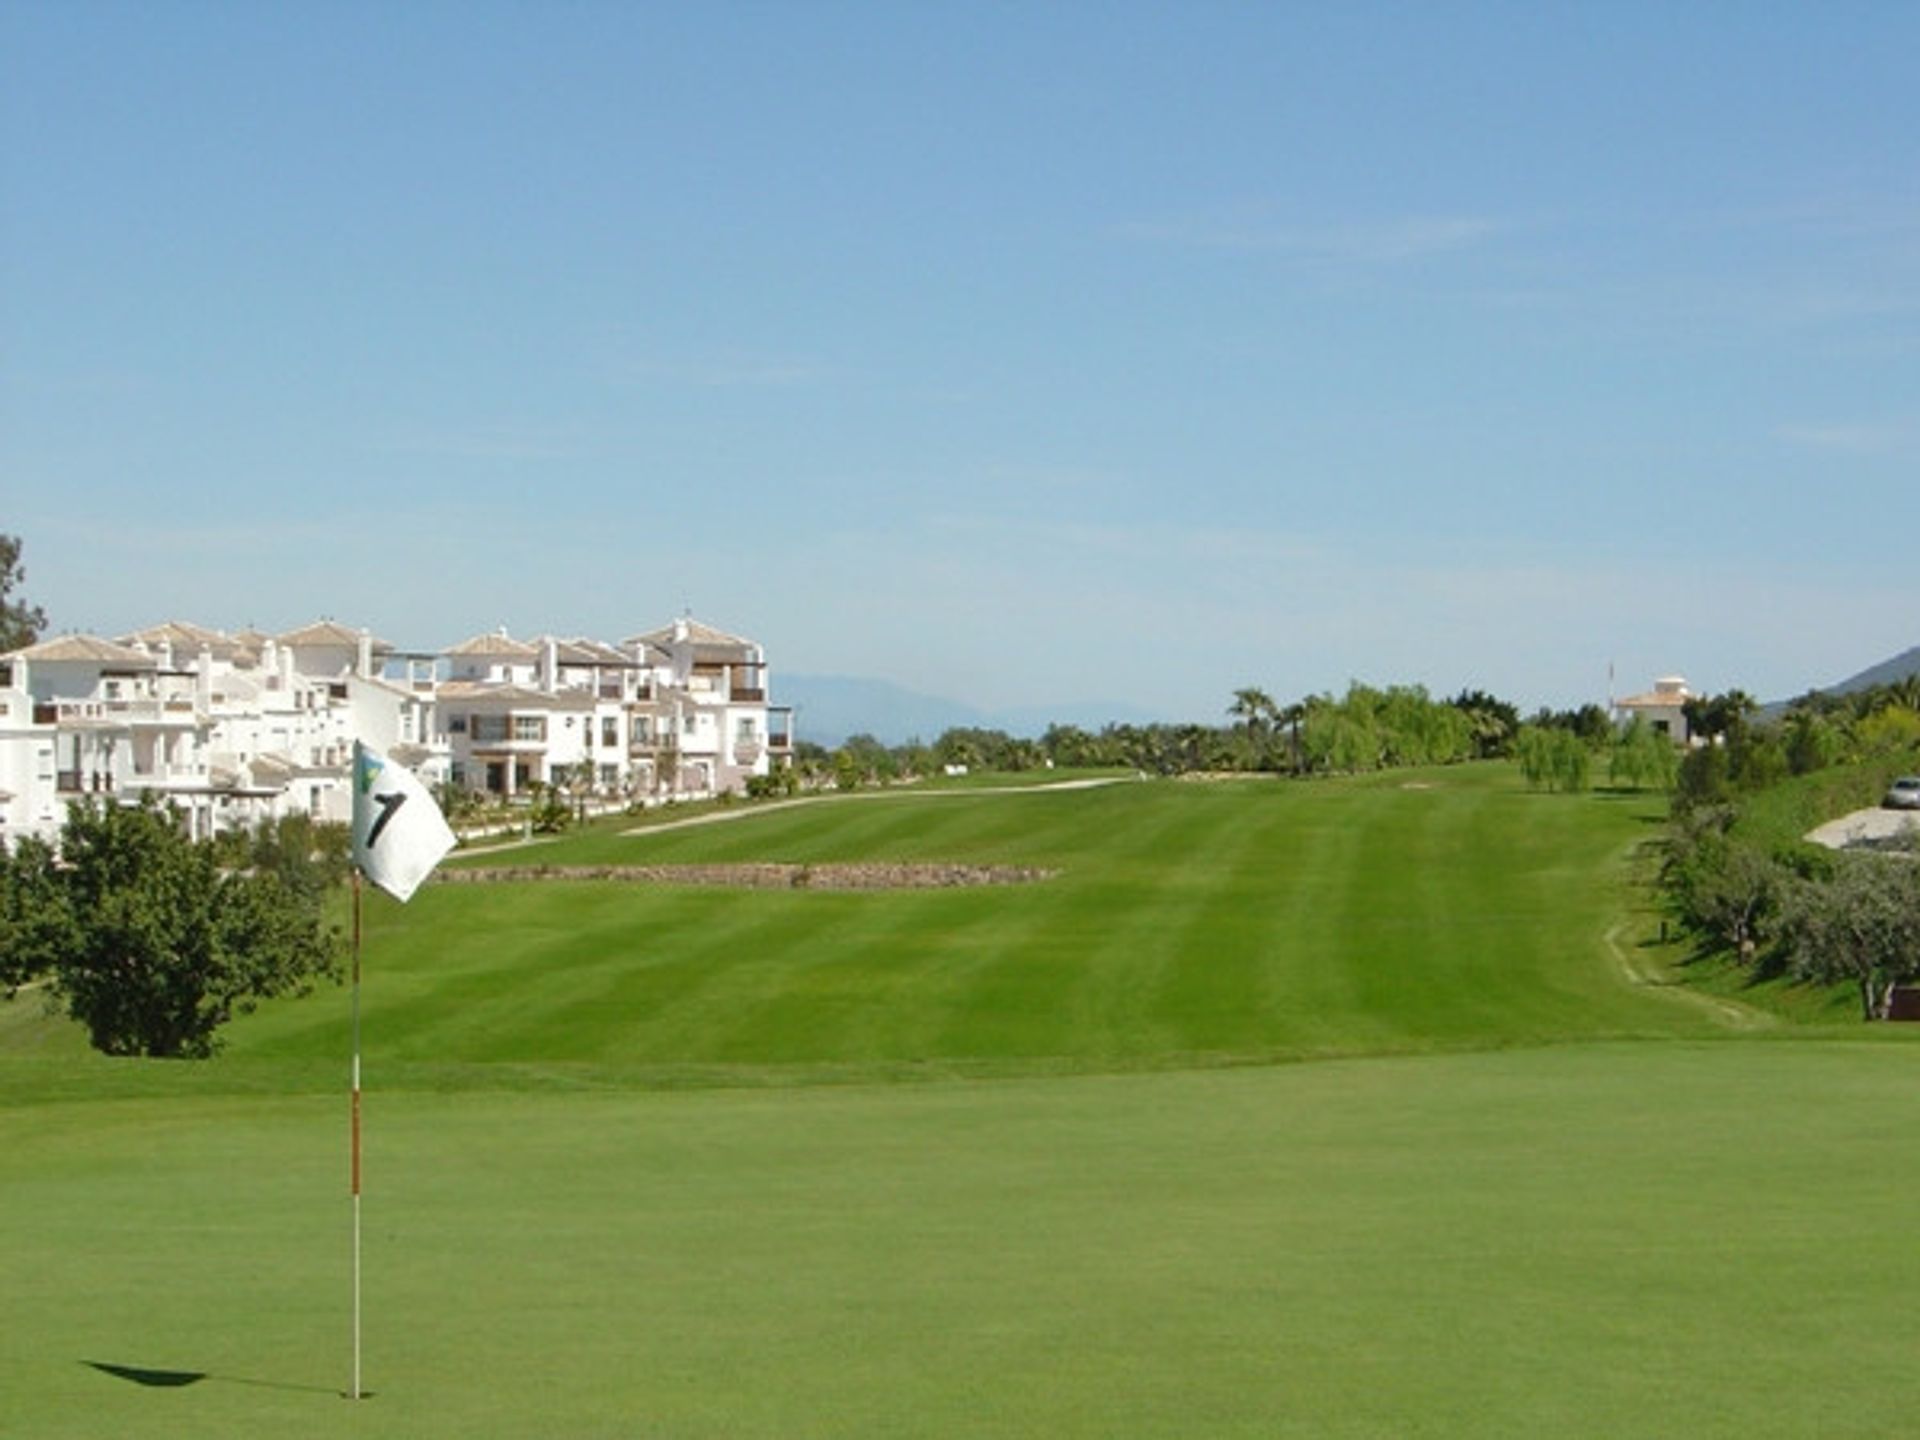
0, 533, 48, 652
1450, 689, 1521, 759
1, 797, 342, 1057
1609, 715, 1677, 792
0, 835, 72, 996
1784, 709, 1841, 775
1682, 690, 1757, 747
1228, 687, 1279, 769
1515, 725, 1591, 792
1777, 851, 1920, 1020
1660, 824, 1781, 963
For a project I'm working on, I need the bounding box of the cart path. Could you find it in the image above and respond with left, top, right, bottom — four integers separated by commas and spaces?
456, 775, 1133, 856
618, 775, 1131, 838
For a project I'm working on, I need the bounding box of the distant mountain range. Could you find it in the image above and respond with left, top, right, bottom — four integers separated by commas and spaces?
1817, 646, 1920, 697
1763, 645, 1920, 715
775, 674, 1166, 749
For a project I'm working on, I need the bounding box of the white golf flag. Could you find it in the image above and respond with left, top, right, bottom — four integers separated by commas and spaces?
351, 741, 456, 902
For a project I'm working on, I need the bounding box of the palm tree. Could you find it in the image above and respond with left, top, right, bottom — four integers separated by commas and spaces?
1228, 687, 1278, 771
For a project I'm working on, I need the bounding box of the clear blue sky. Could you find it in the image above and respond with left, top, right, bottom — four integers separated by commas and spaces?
4, 2, 1915, 718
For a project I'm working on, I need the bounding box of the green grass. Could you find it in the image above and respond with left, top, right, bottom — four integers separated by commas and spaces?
7, 1044, 1920, 1438
4, 763, 1914, 1437
206, 766, 1720, 1085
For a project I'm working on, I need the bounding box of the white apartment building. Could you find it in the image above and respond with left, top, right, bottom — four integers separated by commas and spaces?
440, 615, 792, 801
626, 616, 787, 798
0, 620, 442, 846
1, 611, 790, 849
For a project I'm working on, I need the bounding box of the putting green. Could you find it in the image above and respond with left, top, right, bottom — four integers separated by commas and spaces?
5, 1043, 1918, 1438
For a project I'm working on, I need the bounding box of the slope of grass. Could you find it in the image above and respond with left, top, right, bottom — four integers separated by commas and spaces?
182, 766, 1728, 1086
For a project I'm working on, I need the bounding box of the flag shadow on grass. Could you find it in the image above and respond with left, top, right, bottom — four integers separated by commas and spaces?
84, 1360, 340, 1396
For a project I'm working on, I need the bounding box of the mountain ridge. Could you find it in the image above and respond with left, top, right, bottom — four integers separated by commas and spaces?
776, 673, 1166, 749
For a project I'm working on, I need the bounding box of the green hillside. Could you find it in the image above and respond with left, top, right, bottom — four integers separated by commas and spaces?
198, 765, 1728, 1084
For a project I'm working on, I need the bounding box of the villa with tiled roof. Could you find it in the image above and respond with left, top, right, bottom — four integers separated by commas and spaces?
1, 612, 790, 845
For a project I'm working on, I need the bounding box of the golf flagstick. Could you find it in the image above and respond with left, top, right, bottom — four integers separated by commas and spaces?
351, 869, 364, 1400
347, 742, 456, 1401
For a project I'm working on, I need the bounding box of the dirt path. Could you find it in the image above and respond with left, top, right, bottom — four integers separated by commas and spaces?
1601, 920, 1773, 1030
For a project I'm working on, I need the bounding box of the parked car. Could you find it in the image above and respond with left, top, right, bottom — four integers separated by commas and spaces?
1883, 777, 1920, 811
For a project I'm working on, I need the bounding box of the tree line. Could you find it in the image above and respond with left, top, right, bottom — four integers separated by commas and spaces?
1655, 680, 1920, 1019
792, 683, 1653, 789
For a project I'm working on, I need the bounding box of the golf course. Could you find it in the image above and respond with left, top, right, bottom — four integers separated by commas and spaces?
5, 765, 1917, 1437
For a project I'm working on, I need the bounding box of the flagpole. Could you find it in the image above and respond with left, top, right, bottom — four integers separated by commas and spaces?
346, 740, 456, 1403
350, 867, 364, 1401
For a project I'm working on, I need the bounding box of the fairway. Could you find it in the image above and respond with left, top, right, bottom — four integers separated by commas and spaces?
5, 767, 1915, 1437
223, 766, 1724, 1081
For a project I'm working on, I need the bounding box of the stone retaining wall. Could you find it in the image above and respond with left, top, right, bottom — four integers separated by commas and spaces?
437, 863, 1055, 890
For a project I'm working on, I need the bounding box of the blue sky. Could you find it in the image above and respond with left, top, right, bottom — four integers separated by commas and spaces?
3, 2, 1915, 718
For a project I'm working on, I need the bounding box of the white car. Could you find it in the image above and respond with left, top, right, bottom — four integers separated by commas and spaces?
1883, 777, 1920, 811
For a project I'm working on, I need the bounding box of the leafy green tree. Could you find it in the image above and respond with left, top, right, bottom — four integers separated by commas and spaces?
0, 835, 73, 996
1659, 820, 1782, 964
1777, 851, 1920, 1019
1609, 715, 1678, 792
526, 781, 572, 833
1228, 687, 1280, 769
1527, 703, 1613, 746
0, 533, 48, 652
839, 733, 898, 783
1682, 690, 1757, 747
3, 797, 342, 1056
832, 749, 864, 791
1784, 710, 1842, 775
246, 812, 352, 896
1515, 725, 1591, 792
1854, 706, 1920, 756
1450, 689, 1521, 759
1674, 742, 1733, 811
1040, 723, 1102, 769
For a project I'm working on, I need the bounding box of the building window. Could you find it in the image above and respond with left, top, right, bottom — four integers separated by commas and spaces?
449, 715, 468, 734
513, 715, 545, 742
737, 716, 758, 741
472, 715, 508, 743
602, 717, 619, 747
